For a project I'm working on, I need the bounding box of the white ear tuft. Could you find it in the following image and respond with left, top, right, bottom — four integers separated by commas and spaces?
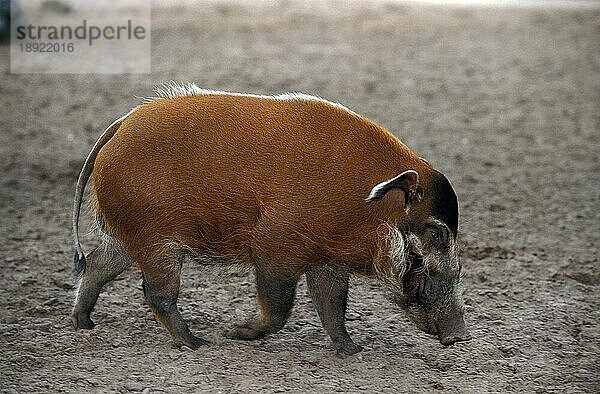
365, 170, 420, 205
366, 179, 394, 201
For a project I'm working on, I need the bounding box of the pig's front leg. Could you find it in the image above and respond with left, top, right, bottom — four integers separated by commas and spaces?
306, 266, 363, 356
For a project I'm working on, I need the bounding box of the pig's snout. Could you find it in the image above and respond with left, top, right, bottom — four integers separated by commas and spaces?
440, 331, 472, 346
438, 316, 471, 346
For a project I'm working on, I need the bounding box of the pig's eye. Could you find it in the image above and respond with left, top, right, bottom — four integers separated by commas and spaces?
426, 225, 448, 244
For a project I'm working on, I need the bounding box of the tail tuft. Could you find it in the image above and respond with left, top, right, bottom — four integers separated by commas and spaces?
74, 249, 86, 275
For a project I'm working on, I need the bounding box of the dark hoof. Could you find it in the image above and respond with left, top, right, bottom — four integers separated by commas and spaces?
178, 335, 210, 350
334, 341, 363, 357
72, 312, 95, 330
225, 322, 266, 340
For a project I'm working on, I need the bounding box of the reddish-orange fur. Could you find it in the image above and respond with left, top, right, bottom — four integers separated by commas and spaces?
92, 94, 432, 276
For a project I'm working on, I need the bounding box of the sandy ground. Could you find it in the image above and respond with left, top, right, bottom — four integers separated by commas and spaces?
1, 1, 599, 392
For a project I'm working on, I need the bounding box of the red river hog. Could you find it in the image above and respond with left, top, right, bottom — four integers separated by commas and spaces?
71, 82, 471, 355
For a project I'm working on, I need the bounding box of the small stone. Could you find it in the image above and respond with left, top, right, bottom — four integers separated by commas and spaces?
27, 322, 52, 332
43, 297, 58, 306
20, 278, 36, 286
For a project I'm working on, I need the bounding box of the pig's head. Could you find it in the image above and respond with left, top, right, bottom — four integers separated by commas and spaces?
367, 168, 471, 346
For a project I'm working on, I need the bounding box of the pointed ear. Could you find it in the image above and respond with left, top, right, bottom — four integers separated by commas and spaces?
366, 170, 421, 211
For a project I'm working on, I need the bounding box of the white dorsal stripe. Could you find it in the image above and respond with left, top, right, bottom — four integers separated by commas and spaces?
143, 81, 358, 116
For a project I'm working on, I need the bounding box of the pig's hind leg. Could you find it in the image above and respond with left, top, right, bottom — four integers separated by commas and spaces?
226, 268, 298, 340
72, 237, 132, 330
139, 250, 209, 349
306, 266, 363, 356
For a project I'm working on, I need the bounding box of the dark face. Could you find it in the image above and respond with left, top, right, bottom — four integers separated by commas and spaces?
400, 219, 469, 345
368, 168, 470, 345
388, 172, 470, 345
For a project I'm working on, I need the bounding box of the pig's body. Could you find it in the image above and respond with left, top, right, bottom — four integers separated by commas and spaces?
94, 91, 424, 275
72, 83, 470, 355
